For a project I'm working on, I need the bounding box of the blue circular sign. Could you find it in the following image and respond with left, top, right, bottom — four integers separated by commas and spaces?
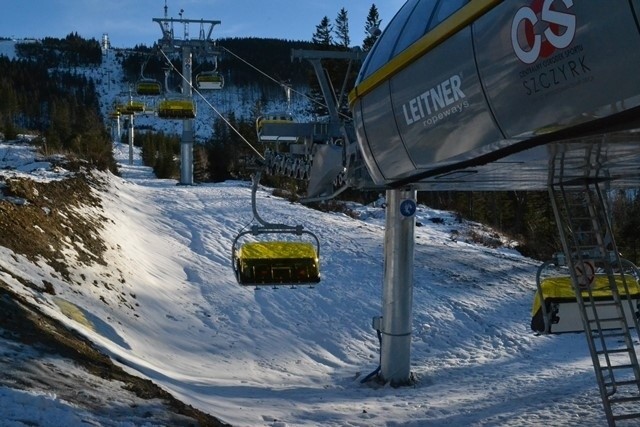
400, 199, 417, 217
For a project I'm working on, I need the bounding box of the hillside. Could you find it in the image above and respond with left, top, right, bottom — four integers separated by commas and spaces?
0, 37, 317, 145
0, 143, 226, 425
0, 37, 636, 427
0, 137, 628, 426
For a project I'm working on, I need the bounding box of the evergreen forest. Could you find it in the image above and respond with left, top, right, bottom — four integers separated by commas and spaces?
0, 34, 115, 172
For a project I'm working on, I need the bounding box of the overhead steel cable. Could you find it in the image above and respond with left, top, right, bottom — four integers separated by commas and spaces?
221, 46, 353, 122
158, 48, 265, 161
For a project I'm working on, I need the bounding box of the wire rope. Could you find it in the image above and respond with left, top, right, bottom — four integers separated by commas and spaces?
158, 48, 265, 161
157, 43, 355, 160
221, 46, 353, 122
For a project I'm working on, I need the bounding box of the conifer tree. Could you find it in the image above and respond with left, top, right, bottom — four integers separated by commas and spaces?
312, 16, 333, 46
334, 8, 350, 48
363, 4, 382, 52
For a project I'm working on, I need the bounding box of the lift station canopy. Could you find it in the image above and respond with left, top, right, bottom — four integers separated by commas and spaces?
349, 0, 640, 191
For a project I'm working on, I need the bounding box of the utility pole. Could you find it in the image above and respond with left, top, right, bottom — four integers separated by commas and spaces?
128, 115, 134, 165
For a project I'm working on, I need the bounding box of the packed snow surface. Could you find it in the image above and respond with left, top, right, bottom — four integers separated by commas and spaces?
1, 140, 634, 426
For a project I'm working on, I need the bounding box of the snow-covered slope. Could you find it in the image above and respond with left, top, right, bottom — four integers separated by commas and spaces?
96, 47, 312, 142
0, 139, 628, 426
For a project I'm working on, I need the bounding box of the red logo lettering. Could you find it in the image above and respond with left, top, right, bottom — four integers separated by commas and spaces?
511, 0, 576, 64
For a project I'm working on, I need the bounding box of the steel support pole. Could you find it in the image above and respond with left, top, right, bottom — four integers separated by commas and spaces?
181, 120, 194, 184
115, 115, 121, 142
380, 187, 416, 386
127, 115, 134, 166
180, 46, 194, 185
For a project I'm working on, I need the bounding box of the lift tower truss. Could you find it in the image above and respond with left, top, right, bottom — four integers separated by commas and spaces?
152, 15, 222, 185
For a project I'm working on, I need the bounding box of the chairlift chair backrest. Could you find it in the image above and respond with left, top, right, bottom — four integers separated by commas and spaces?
157, 96, 196, 119
118, 99, 146, 115
136, 78, 162, 96
531, 256, 640, 333
196, 71, 224, 90
255, 112, 298, 142
233, 238, 320, 286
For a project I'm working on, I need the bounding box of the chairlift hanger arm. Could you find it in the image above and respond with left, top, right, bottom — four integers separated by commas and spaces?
246, 169, 321, 256
250, 170, 298, 231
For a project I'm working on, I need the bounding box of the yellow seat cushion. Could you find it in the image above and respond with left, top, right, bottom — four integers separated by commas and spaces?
532, 274, 640, 316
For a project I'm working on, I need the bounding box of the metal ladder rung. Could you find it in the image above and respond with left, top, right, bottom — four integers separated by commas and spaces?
591, 328, 627, 338
589, 317, 626, 324
589, 302, 619, 307
602, 364, 637, 372
593, 331, 627, 339
613, 412, 640, 421
609, 395, 640, 404
596, 348, 631, 358
575, 239, 597, 246
604, 379, 640, 388
596, 348, 631, 360
574, 246, 598, 252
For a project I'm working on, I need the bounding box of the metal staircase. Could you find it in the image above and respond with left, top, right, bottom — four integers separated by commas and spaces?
549, 169, 640, 424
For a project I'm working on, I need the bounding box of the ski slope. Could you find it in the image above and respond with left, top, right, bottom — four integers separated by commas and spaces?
0, 139, 631, 426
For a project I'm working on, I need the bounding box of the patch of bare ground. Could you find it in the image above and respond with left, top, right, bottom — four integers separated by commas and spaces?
0, 167, 229, 426
0, 172, 106, 279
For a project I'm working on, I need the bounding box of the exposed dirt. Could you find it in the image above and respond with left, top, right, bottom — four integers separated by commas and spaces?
0, 170, 110, 276
0, 166, 229, 426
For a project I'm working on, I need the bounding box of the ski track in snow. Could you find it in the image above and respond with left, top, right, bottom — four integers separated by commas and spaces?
103, 144, 624, 426
3, 121, 639, 424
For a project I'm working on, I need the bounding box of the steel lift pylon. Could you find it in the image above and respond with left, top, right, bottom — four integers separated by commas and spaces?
153, 2, 221, 185
379, 188, 417, 385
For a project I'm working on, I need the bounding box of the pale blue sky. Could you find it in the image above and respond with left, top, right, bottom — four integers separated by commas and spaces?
0, 0, 405, 47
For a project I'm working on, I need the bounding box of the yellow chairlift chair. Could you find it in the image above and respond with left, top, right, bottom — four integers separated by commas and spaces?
136, 78, 162, 96
196, 71, 224, 90
531, 253, 640, 333
231, 171, 320, 288
156, 96, 196, 119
